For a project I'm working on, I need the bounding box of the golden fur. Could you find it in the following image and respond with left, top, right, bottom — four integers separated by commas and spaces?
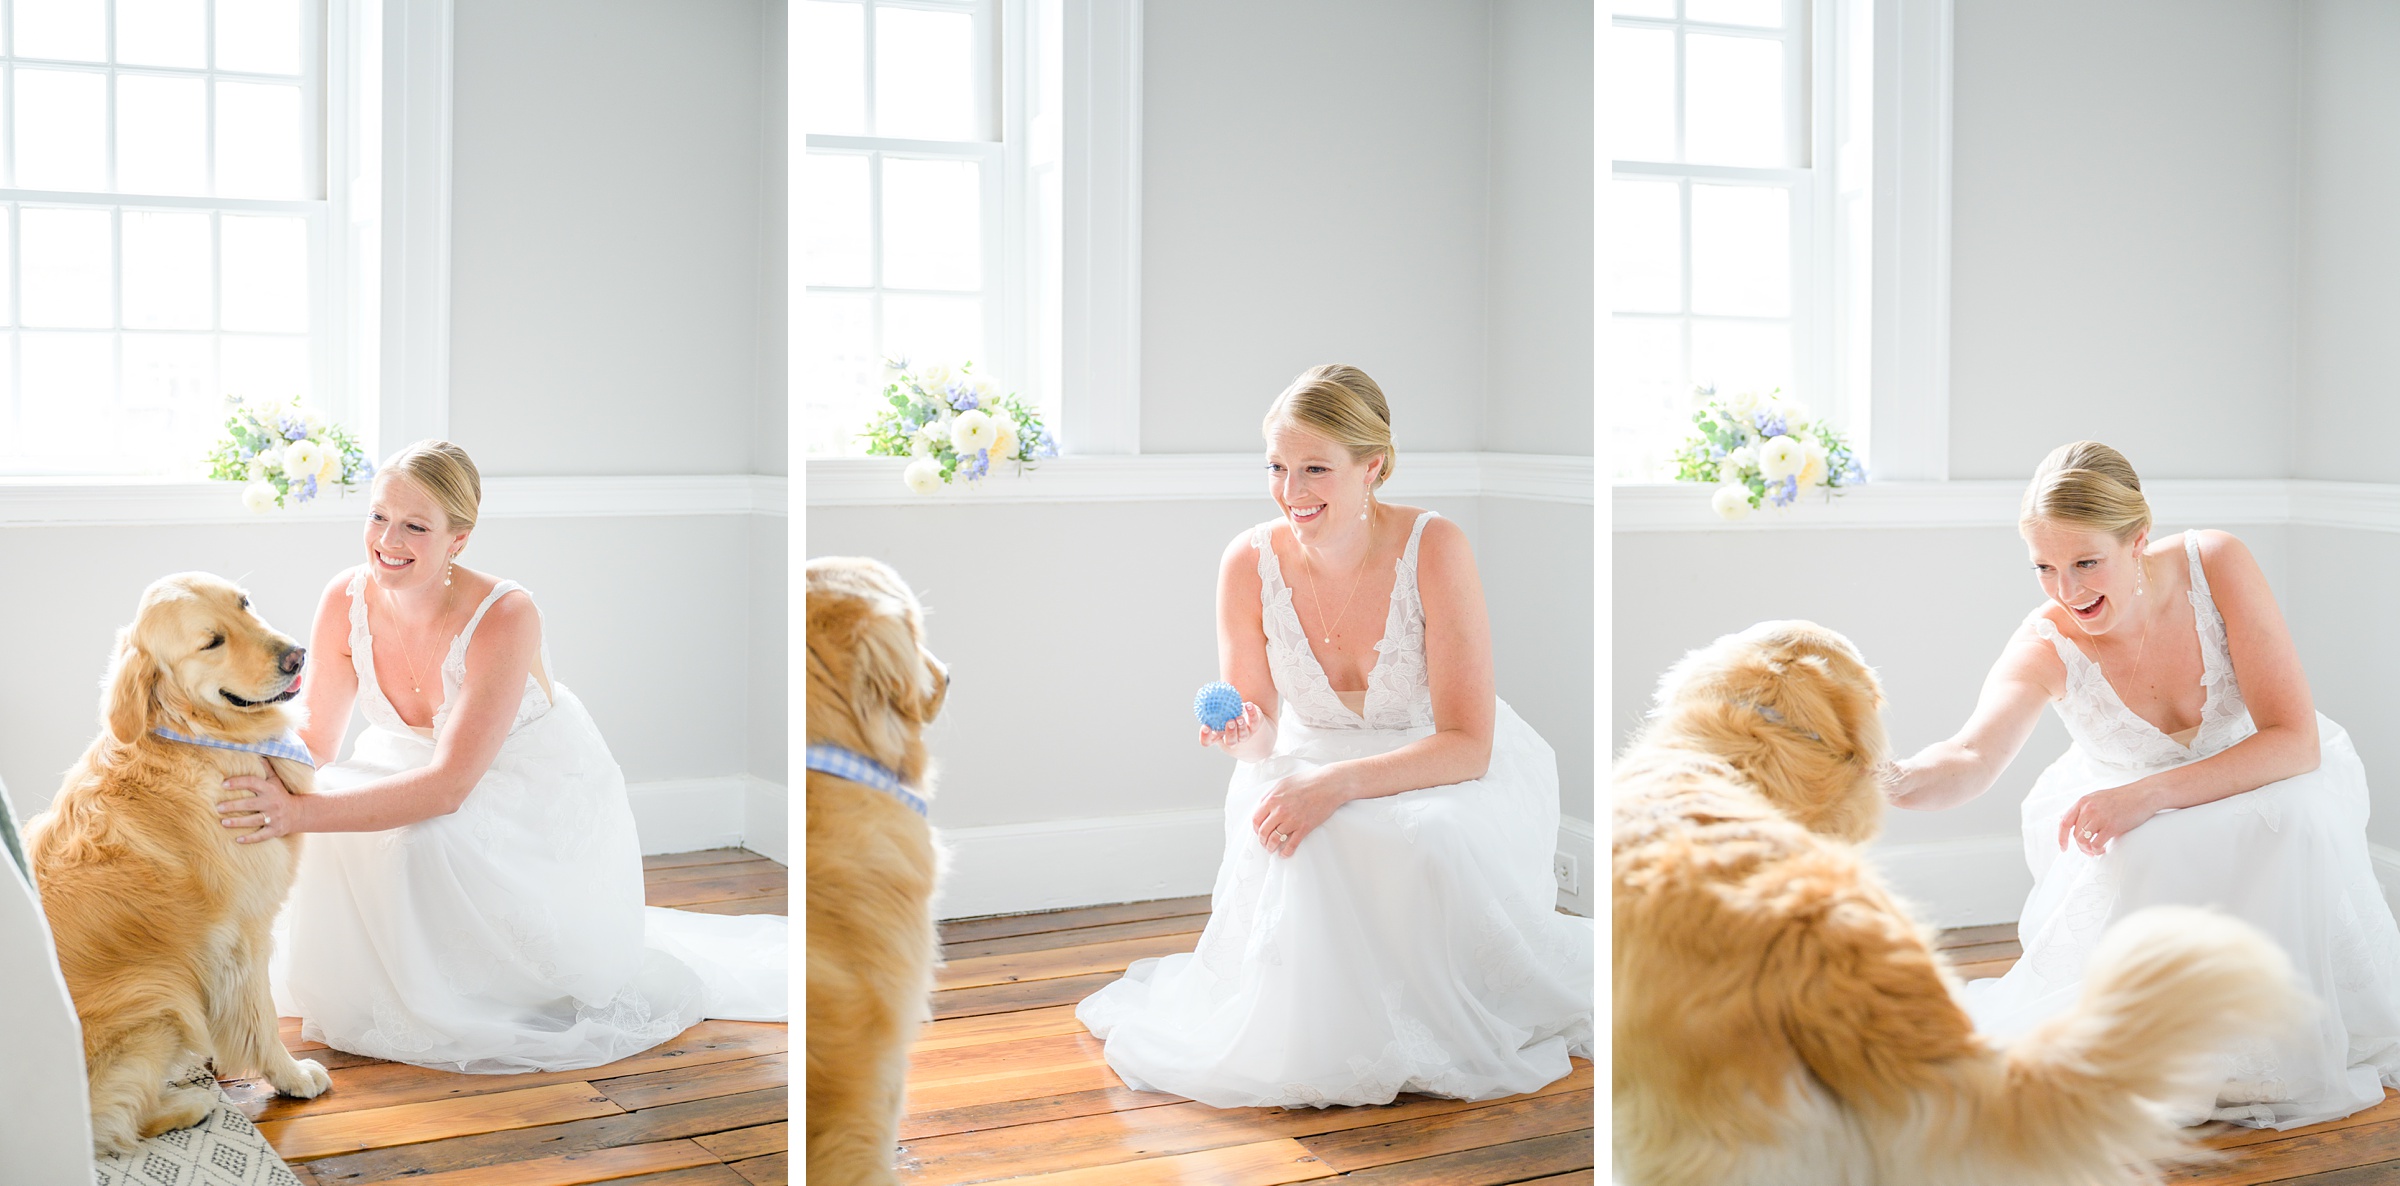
28, 573, 332, 1156
806, 556, 949, 1186
1614, 620, 2299, 1186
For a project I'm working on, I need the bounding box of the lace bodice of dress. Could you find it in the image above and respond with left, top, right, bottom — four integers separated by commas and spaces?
2032, 531, 2256, 773
346, 569, 556, 739
1253, 511, 1438, 731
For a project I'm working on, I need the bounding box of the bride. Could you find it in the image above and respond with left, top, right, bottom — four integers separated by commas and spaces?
1888, 440, 2400, 1127
1075, 365, 1593, 1109
217, 440, 785, 1074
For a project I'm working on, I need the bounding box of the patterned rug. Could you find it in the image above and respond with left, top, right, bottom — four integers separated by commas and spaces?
92, 1069, 303, 1186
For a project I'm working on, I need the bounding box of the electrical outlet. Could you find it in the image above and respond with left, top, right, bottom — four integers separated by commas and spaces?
1553, 852, 1577, 896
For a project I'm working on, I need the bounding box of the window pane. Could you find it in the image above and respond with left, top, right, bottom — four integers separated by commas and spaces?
220, 214, 309, 332
221, 334, 307, 403
1612, 0, 1675, 15
123, 210, 213, 329
882, 293, 981, 372
216, 0, 304, 75
803, 152, 872, 287
15, 69, 108, 191
875, 5, 976, 141
1606, 25, 1674, 163
21, 207, 113, 327
20, 333, 113, 444
1690, 319, 1791, 398
1610, 317, 1686, 480
1685, 32, 1784, 167
0, 214, 12, 324
215, 80, 305, 198
117, 0, 208, 67
13, 0, 104, 62
1609, 180, 1681, 313
121, 332, 213, 410
1689, 183, 1788, 316
882, 157, 980, 291
1686, 0, 1783, 27
802, 2, 865, 136
803, 291, 876, 455
118, 75, 210, 196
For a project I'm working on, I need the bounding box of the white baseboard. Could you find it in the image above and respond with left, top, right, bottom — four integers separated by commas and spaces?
934, 807, 1606, 922
1864, 834, 2031, 929
627, 776, 788, 861
1556, 815, 1595, 918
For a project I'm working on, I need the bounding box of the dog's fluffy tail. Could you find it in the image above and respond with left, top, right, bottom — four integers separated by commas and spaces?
1929, 906, 2300, 1183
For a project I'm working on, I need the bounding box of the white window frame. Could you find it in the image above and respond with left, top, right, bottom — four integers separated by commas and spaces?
0, 0, 452, 514
1607, 0, 1950, 485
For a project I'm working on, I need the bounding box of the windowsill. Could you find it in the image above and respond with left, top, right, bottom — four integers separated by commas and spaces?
0, 475, 788, 527
1614, 479, 2310, 532
802, 453, 1594, 507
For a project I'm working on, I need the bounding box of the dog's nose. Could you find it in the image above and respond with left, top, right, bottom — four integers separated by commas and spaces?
280, 647, 307, 675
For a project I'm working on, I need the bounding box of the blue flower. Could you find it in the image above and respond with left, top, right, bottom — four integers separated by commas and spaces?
300, 473, 319, 501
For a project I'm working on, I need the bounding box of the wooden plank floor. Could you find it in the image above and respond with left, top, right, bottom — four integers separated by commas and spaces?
1938, 925, 2400, 1186
899, 895, 1596, 1186
219, 847, 787, 1186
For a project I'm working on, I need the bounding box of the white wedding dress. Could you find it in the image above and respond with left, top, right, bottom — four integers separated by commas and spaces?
1076, 511, 1594, 1108
1963, 532, 2400, 1127
272, 572, 786, 1074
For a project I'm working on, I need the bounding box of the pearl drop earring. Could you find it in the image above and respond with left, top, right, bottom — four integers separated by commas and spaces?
444, 553, 456, 587
2135, 555, 2146, 597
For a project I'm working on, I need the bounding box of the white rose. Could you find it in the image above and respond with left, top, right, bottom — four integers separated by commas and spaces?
241, 480, 279, 513
990, 421, 1018, 460
903, 457, 943, 494
1711, 485, 1753, 521
318, 450, 346, 485
1725, 389, 1763, 419
1757, 434, 1806, 481
1726, 444, 1758, 474
283, 439, 326, 479
909, 435, 932, 459
920, 364, 953, 391
1799, 439, 1830, 488
246, 457, 270, 481
950, 409, 998, 454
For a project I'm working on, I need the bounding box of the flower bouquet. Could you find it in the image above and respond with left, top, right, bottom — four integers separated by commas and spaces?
203, 396, 375, 512
1672, 388, 1864, 520
860, 361, 1059, 493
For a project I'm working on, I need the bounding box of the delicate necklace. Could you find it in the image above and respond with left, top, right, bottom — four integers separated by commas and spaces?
1301, 508, 1375, 646
384, 583, 456, 696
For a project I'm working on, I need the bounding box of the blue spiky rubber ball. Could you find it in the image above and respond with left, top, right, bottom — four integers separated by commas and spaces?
1194, 681, 1243, 731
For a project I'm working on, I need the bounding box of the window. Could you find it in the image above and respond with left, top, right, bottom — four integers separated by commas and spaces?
0, 0, 377, 478
1606, 0, 1873, 481
801, 0, 1061, 457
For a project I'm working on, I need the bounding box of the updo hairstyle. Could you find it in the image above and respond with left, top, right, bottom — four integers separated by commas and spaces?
1262, 364, 1398, 488
2020, 440, 2151, 542
378, 440, 483, 533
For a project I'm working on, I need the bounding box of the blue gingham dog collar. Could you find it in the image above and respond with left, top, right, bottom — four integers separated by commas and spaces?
152, 726, 317, 768
805, 743, 927, 816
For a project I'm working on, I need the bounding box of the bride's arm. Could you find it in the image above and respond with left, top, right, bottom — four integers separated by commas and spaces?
294, 570, 362, 766
2068, 533, 2317, 844
1206, 529, 1282, 761
1885, 617, 2060, 811
224, 591, 542, 840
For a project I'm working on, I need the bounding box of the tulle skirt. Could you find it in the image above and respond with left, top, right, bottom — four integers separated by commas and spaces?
273, 686, 786, 1074
1076, 700, 1594, 1108
1962, 714, 2400, 1127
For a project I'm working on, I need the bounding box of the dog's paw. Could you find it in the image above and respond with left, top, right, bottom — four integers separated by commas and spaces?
275, 1057, 333, 1099
137, 1082, 218, 1140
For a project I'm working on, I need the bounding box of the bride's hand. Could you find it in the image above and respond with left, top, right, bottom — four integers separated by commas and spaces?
2056, 783, 2160, 856
1251, 765, 1349, 858
1199, 702, 1270, 757
220, 766, 305, 844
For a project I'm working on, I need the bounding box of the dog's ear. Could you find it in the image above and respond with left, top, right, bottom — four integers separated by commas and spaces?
855, 602, 938, 726
104, 629, 160, 745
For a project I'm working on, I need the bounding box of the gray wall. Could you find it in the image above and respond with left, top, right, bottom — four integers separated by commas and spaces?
449, 0, 783, 476
2295, 0, 2400, 483
1946, 0, 2296, 481
1140, 0, 1494, 454
1484, 0, 1595, 456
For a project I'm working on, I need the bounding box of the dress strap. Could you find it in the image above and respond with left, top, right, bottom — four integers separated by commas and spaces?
1401, 511, 1436, 567
2029, 616, 2085, 670
1251, 522, 1282, 596
454, 580, 525, 659
2184, 530, 2211, 598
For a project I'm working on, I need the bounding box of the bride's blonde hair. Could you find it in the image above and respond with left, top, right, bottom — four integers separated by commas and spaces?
2021, 441, 2151, 541
1262, 364, 1397, 487
377, 440, 483, 533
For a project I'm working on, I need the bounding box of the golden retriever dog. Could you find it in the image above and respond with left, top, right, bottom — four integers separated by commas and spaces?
28, 573, 332, 1156
1613, 620, 2298, 1186
807, 556, 948, 1186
